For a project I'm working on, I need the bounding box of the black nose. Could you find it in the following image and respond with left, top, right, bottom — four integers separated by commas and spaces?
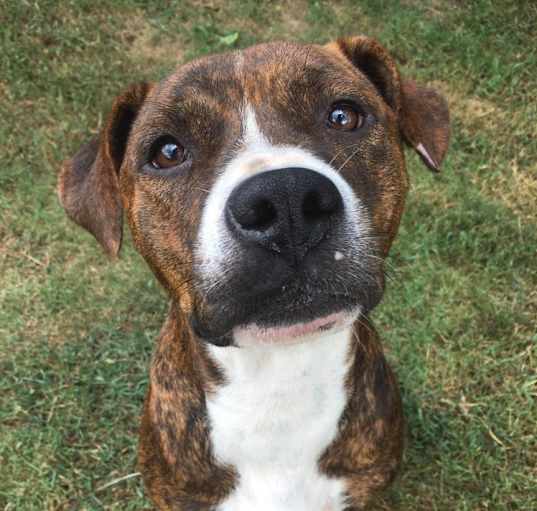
225, 168, 344, 265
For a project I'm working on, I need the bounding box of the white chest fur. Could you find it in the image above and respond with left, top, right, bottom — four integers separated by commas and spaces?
206, 329, 352, 511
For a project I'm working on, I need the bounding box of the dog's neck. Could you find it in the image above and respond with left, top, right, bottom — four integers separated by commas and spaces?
207, 326, 354, 384
205, 327, 353, 511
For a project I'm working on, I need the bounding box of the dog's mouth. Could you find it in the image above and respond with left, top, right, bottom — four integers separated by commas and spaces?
233, 308, 359, 346
191, 275, 372, 346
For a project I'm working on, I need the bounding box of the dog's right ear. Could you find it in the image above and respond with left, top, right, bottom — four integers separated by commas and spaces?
58, 82, 153, 257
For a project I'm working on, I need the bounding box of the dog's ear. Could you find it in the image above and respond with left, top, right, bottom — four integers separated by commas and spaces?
329, 36, 450, 172
58, 82, 153, 257
398, 79, 450, 172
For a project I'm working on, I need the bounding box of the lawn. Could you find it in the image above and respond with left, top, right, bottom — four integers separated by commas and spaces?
0, 0, 536, 509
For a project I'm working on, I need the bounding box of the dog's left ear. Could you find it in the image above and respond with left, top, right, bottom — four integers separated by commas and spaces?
328, 36, 450, 172
58, 82, 153, 257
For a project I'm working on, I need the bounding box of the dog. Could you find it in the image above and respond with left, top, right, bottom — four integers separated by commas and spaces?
58, 35, 449, 510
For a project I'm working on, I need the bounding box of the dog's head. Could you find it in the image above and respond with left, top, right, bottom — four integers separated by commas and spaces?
59, 37, 449, 346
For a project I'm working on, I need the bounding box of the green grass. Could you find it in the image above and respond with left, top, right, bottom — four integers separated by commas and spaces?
1, 0, 536, 509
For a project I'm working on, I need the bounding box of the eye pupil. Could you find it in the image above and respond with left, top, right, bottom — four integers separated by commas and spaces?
151, 137, 185, 169
333, 110, 348, 125
162, 143, 178, 160
328, 104, 362, 131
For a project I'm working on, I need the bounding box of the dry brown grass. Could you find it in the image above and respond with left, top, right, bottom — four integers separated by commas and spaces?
122, 11, 186, 70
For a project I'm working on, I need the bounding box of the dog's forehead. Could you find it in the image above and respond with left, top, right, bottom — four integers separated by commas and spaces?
153, 42, 382, 111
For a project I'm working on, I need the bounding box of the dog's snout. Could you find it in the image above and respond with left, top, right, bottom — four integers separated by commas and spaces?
225, 168, 343, 264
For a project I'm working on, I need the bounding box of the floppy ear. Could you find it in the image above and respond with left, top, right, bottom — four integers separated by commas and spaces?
330, 36, 450, 172
58, 82, 153, 257
399, 79, 450, 172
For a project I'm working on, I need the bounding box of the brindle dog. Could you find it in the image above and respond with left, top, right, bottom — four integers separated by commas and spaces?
59, 36, 449, 510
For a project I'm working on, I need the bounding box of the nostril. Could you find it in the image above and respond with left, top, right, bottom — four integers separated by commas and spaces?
303, 191, 324, 220
233, 198, 277, 231
302, 187, 342, 221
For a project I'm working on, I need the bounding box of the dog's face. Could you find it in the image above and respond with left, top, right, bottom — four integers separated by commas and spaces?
59, 37, 449, 346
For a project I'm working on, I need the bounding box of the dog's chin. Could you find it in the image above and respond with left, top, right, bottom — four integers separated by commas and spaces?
232, 307, 360, 347
191, 277, 382, 347
191, 291, 364, 347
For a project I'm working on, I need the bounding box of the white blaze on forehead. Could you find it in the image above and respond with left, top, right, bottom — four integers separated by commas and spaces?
242, 104, 269, 147
234, 51, 245, 75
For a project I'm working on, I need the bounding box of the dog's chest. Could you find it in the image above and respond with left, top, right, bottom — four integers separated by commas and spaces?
206, 330, 351, 511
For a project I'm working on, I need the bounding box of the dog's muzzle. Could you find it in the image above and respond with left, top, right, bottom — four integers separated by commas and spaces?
193, 164, 382, 344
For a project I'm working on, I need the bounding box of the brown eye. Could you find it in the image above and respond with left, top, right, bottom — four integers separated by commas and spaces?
151, 138, 185, 169
328, 104, 363, 131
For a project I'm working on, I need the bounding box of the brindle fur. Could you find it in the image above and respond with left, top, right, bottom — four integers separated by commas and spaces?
58, 37, 449, 510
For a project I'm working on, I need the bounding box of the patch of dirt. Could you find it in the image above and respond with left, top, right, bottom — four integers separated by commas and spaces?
429, 81, 536, 222
488, 160, 537, 223
120, 11, 185, 71
330, 2, 374, 37
225, 0, 311, 42
277, 0, 310, 36
430, 81, 502, 128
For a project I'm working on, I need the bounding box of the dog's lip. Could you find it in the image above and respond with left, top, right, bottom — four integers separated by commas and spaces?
232, 308, 359, 346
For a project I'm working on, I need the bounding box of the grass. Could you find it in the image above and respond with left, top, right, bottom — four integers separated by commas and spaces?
1, 0, 536, 509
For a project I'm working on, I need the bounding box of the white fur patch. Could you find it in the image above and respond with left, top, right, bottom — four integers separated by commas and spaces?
195, 104, 370, 296
207, 328, 352, 511
243, 104, 269, 146
416, 142, 438, 169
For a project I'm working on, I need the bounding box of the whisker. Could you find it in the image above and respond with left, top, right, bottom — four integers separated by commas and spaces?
337, 146, 362, 173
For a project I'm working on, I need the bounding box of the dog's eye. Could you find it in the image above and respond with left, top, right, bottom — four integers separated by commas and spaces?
328, 104, 363, 131
150, 137, 185, 169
